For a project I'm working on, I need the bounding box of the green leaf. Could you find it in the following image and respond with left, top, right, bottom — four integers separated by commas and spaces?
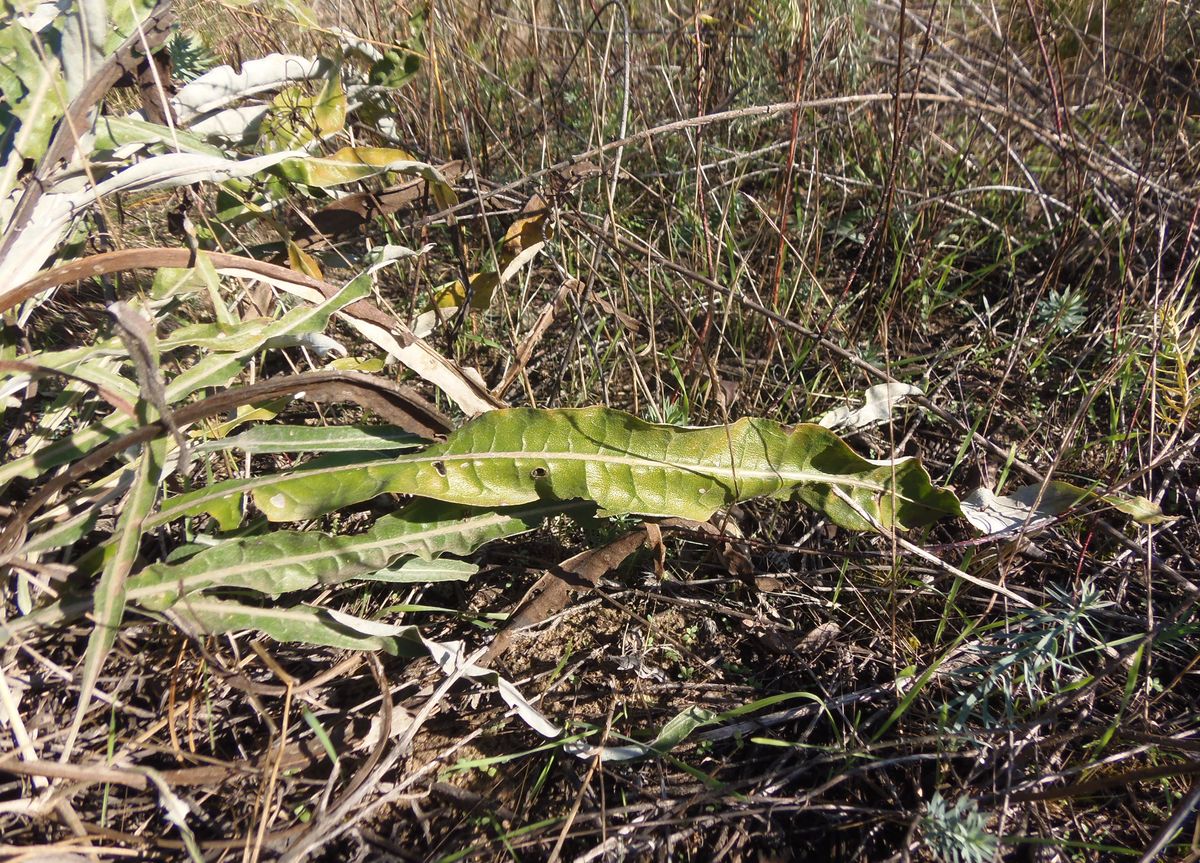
62, 327, 168, 758
368, 49, 421, 87
91, 116, 227, 158
254, 406, 962, 531
0, 275, 369, 486
127, 499, 579, 610
195, 423, 427, 455
175, 596, 411, 653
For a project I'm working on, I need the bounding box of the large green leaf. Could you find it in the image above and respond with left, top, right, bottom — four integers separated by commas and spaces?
128, 499, 581, 610
254, 407, 961, 530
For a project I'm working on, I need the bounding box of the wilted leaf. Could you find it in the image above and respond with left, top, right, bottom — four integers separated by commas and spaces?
1, 150, 307, 294
175, 598, 560, 737
287, 241, 323, 279
818, 382, 924, 432
254, 406, 961, 530
960, 481, 1170, 537
173, 53, 332, 122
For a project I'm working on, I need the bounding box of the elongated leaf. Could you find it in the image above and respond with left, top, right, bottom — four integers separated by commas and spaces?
173, 54, 332, 122
254, 407, 961, 531
91, 116, 226, 157
2, 150, 307, 293
62, 398, 166, 758
274, 146, 437, 188
0, 276, 368, 485
262, 271, 502, 416
128, 499, 579, 610
195, 424, 426, 455
358, 557, 478, 584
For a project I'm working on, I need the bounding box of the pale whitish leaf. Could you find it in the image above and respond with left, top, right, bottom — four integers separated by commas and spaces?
184, 105, 271, 145
567, 706, 719, 762
139, 769, 202, 861
282, 331, 346, 357
194, 423, 425, 455
358, 557, 478, 584
256, 406, 961, 531
59, 0, 106, 98
330, 25, 384, 62
818, 382, 924, 432
174, 598, 560, 738
961, 481, 1169, 537
365, 242, 433, 274
1, 150, 306, 293
127, 499, 577, 609
173, 54, 332, 122
15, 0, 69, 32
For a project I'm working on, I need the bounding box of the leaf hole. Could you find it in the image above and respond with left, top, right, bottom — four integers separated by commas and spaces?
530, 466, 548, 479
433, 460, 447, 477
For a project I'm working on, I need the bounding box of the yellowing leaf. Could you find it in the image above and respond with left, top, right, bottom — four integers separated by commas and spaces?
312, 55, 346, 135
287, 241, 323, 279
275, 146, 445, 188
432, 271, 499, 310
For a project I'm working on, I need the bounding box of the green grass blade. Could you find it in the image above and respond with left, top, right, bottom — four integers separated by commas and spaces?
61, 434, 164, 760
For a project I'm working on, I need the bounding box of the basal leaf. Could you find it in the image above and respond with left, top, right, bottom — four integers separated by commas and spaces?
127, 499, 579, 610
0, 276, 368, 485
254, 406, 961, 530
